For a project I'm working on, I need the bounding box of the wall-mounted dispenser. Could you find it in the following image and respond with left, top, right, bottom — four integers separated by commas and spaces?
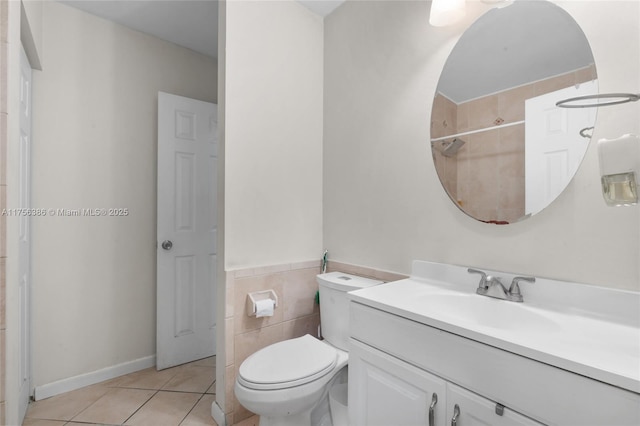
597, 134, 639, 206
246, 290, 278, 318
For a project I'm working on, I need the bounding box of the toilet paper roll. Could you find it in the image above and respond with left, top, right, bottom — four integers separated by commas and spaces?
255, 298, 275, 318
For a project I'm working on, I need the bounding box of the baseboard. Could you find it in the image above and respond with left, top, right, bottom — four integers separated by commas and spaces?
211, 400, 227, 426
34, 355, 156, 401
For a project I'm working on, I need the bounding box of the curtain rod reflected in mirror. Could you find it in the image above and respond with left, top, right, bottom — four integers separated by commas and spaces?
556, 93, 640, 108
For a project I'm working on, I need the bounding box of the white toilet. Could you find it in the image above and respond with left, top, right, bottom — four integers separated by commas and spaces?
234, 271, 383, 426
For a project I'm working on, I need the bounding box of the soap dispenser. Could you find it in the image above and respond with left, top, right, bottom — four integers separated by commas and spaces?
597, 134, 639, 206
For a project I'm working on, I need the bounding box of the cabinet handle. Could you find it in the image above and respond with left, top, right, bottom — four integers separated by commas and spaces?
428, 393, 438, 426
451, 404, 460, 426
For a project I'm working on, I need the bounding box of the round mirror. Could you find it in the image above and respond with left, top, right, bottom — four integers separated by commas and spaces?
431, 0, 598, 224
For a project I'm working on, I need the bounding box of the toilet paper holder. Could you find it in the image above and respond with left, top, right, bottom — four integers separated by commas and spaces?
246, 290, 279, 317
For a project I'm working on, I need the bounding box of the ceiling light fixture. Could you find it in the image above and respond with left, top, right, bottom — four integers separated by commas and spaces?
481, 0, 514, 7
429, 0, 466, 27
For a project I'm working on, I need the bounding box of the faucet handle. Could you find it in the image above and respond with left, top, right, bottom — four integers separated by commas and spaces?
508, 276, 535, 302
467, 268, 488, 289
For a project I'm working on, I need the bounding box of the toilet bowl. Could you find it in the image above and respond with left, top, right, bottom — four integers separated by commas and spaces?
235, 335, 347, 426
234, 272, 383, 426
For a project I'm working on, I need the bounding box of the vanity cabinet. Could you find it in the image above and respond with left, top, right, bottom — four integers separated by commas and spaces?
348, 301, 640, 426
349, 338, 446, 426
349, 339, 542, 426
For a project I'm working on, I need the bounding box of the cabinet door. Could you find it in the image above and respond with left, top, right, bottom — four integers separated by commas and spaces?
446, 384, 544, 426
349, 339, 447, 426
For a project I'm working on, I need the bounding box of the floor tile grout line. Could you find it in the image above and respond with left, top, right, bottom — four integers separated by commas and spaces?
111, 387, 213, 395
24, 415, 77, 423
113, 385, 192, 392
177, 392, 208, 426
66, 388, 113, 424
121, 388, 160, 425
114, 370, 180, 392
25, 357, 217, 426
25, 392, 216, 426
66, 386, 162, 424
159, 388, 215, 395
121, 390, 209, 426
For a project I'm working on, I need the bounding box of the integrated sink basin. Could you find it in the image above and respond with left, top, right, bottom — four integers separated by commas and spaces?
415, 292, 559, 332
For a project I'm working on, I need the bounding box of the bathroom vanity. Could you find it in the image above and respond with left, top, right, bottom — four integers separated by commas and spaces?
347, 261, 640, 426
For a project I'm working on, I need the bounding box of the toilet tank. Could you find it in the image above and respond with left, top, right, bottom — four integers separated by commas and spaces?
318, 272, 383, 351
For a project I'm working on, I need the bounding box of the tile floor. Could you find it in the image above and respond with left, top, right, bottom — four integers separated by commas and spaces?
22, 357, 220, 426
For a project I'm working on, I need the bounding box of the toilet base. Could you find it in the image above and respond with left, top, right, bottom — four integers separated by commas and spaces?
258, 411, 313, 426
253, 370, 345, 426
258, 394, 332, 426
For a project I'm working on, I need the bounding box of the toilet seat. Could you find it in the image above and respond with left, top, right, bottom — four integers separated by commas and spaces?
237, 334, 338, 391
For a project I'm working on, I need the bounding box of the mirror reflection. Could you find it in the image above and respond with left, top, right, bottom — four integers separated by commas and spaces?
431, 1, 597, 224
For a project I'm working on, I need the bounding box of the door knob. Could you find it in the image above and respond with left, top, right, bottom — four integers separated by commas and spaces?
161, 240, 173, 250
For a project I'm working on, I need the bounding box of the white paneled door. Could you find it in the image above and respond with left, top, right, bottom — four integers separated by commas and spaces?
157, 92, 217, 370
18, 45, 33, 424
524, 81, 597, 215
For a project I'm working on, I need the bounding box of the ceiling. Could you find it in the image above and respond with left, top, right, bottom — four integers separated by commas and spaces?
57, 0, 345, 60
58, 1, 594, 104
298, 0, 345, 16
59, 1, 219, 58
437, 1, 595, 103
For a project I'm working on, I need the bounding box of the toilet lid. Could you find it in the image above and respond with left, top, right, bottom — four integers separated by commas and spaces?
238, 334, 337, 390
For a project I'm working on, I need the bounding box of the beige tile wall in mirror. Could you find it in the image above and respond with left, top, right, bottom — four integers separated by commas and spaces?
432, 65, 596, 223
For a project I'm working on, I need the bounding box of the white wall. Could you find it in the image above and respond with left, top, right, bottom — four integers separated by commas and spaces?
31, 1, 217, 388
21, 0, 43, 69
4, 0, 28, 422
224, 0, 323, 270
214, 0, 228, 418
324, 1, 640, 291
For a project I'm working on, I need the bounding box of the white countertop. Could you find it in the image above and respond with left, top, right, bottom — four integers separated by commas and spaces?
348, 261, 640, 394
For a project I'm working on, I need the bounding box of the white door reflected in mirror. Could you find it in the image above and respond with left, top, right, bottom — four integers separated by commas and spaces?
525, 82, 597, 215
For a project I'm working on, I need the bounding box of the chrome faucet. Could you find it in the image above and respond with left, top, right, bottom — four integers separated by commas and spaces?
484, 275, 510, 299
467, 268, 487, 291
508, 276, 536, 302
467, 269, 535, 303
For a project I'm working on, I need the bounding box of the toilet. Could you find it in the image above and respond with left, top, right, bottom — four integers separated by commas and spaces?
234, 272, 383, 426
